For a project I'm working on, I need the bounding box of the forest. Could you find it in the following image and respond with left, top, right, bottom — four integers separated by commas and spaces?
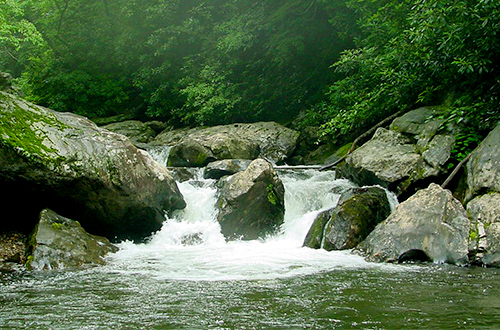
1, 0, 499, 152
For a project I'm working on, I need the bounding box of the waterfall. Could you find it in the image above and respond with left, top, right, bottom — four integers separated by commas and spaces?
147, 146, 172, 167
108, 166, 386, 281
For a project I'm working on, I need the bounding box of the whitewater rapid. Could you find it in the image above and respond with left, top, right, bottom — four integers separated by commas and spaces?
106, 167, 400, 281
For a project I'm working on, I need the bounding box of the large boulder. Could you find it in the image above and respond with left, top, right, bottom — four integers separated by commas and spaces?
337, 107, 457, 198
216, 159, 285, 240
102, 120, 156, 147
303, 187, 391, 250
465, 123, 500, 201
357, 183, 470, 265
152, 122, 299, 165
0, 91, 185, 241
26, 209, 118, 270
467, 193, 500, 267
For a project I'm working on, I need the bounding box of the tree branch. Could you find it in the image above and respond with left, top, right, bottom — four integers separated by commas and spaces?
441, 152, 473, 189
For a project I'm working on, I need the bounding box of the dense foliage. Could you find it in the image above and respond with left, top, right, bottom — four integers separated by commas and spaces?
1, 0, 499, 142
1, 0, 355, 125
316, 0, 500, 144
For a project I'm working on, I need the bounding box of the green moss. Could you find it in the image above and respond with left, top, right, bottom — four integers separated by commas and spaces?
25, 255, 34, 269
336, 142, 353, 158
266, 184, 278, 205
0, 93, 67, 162
195, 152, 208, 166
51, 222, 64, 230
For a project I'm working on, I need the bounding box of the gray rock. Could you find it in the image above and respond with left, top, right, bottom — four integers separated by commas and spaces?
338, 107, 458, 198
390, 106, 446, 140
27, 209, 118, 270
0, 91, 185, 241
466, 123, 500, 201
204, 159, 252, 179
145, 120, 170, 134
153, 122, 299, 165
216, 159, 285, 240
167, 138, 216, 167
102, 120, 156, 146
422, 134, 455, 167
303, 187, 391, 250
467, 193, 500, 267
339, 128, 438, 195
357, 183, 470, 265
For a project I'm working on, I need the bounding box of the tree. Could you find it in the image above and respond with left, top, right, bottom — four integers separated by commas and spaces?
315, 0, 500, 143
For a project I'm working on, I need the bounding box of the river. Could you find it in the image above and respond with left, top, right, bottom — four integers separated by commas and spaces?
1, 168, 500, 329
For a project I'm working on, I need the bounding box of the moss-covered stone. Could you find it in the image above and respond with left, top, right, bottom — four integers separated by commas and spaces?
1, 91, 186, 241
304, 187, 391, 251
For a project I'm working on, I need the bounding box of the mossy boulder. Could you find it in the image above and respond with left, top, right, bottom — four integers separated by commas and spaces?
167, 138, 217, 167
216, 159, 285, 240
0, 91, 185, 241
26, 209, 118, 270
303, 187, 391, 250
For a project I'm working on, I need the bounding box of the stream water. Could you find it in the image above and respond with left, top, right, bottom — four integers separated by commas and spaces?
1, 167, 500, 329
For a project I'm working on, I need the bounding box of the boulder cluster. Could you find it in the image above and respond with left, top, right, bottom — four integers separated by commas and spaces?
2, 80, 500, 270
333, 107, 500, 267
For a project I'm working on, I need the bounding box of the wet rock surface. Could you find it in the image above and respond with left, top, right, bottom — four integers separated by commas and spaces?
27, 209, 118, 271
0, 232, 27, 264
216, 159, 285, 240
152, 122, 299, 165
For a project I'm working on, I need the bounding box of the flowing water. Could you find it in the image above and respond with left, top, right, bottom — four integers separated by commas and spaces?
2, 167, 500, 329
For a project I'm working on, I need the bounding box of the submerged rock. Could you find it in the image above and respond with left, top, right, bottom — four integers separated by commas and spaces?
357, 183, 470, 266
153, 122, 299, 165
27, 209, 118, 270
0, 91, 185, 241
216, 159, 285, 240
303, 187, 391, 250
337, 107, 457, 199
